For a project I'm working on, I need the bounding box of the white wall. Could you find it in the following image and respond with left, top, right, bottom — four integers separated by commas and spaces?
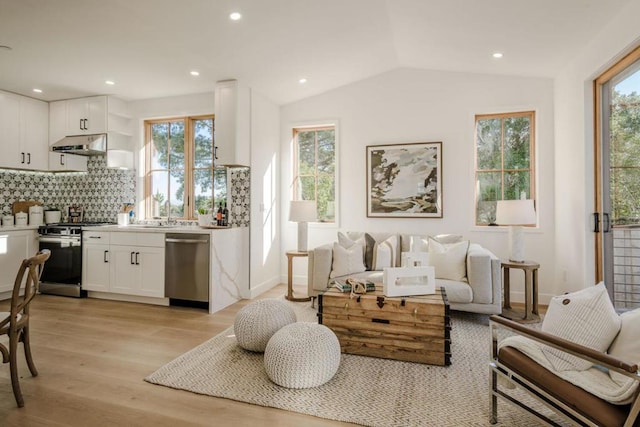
554, 0, 640, 294
280, 68, 556, 303
249, 90, 282, 296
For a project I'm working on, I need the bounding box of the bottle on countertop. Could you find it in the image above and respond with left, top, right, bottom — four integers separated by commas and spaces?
216, 203, 223, 226
222, 202, 229, 227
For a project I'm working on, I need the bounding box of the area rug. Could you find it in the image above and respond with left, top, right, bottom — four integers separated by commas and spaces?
145, 300, 561, 426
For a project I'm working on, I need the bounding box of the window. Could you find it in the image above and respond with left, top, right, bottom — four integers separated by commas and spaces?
474, 111, 536, 225
293, 125, 336, 222
145, 115, 224, 219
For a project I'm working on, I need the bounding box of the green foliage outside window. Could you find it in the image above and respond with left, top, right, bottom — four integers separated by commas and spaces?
610, 90, 640, 225
475, 112, 535, 225
294, 127, 336, 222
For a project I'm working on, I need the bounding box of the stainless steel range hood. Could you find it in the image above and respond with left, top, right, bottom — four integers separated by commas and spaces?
50, 134, 107, 156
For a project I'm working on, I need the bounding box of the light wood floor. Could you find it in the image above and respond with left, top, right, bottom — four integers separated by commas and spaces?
0, 284, 350, 427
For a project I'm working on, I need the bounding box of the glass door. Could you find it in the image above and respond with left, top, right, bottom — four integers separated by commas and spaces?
597, 50, 640, 309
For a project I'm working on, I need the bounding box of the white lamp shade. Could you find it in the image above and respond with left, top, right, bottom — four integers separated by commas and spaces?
289, 200, 317, 222
495, 199, 536, 225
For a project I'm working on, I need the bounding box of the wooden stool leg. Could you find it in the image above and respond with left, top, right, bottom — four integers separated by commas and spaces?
9, 331, 24, 407
22, 327, 38, 377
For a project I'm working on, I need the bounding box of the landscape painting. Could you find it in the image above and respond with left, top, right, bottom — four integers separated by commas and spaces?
367, 142, 442, 218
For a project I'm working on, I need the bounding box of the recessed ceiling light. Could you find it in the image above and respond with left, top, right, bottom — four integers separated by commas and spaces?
32, 88, 43, 93
190, 70, 200, 76
229, 12, 242, 21
105, 80, 115, 85
492, 52, 503, 59
299, 78, 307, 84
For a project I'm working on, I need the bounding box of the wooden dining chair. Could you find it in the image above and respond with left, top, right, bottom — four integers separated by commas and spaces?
0, 249, 50, 407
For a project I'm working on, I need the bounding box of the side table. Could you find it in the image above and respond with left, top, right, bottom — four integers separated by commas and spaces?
285, 250, 311, 302
501, 260, 540, 323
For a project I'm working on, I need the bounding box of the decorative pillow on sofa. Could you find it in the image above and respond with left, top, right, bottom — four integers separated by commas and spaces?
427, 238, 469, 281
608, 308, 640, 384
338, 231, 366, 255
541, 282, 621, 372
330, 242, 366, 278
364, 233, 398, 271
400, 234, 463, 253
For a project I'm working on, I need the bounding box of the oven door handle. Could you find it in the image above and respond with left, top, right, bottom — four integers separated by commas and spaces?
38, 236, 82, 246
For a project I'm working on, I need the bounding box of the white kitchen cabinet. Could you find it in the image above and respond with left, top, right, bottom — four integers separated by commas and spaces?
48, 152, 88, 172
83, 231, 164, 298
110, 245, 164, 297
65, 96, 107, 136
0, 90, 49, 171
82, 231, 111, 292
213, 80, 250, 167
0, 230, 37, 293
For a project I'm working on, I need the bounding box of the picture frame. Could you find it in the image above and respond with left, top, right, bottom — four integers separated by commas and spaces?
366, 141, 442, 218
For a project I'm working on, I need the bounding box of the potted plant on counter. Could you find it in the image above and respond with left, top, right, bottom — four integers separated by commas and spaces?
197, 208, 213, 227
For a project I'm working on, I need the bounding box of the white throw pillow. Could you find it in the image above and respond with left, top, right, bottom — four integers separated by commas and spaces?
427, 238, 469, 281
338, 231, 366, 253
608, 308, 640, 384
330, 242, 366, 278
432, 234, 464, 245
365, 233, 398, 270
541, 282, 621, 372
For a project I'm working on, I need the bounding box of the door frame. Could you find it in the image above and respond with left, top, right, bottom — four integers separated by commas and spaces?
594, 44, 640, 282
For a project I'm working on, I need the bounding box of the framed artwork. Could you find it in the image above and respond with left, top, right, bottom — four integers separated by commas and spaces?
367, 141, 442, 218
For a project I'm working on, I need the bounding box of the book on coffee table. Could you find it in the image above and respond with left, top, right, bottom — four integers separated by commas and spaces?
332, 278, 375, 292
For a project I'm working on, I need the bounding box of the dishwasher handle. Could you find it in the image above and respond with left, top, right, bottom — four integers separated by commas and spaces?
165, 238, 209, 244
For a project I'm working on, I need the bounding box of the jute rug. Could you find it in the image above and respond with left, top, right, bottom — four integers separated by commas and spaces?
145, 300, 560, 426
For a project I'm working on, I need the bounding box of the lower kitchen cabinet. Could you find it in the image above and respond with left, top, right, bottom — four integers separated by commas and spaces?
0, 230, 37, 293
110, 245, 164, 297
82, 231, 165, 298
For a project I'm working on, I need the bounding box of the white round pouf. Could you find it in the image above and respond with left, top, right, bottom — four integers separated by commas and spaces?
264, 322, 341, 388
234, 299, 297, 352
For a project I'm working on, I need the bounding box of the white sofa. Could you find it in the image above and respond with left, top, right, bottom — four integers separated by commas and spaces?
307, 232, 502, 315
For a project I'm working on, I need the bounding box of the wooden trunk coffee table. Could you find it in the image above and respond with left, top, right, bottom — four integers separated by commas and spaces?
318, 286, 451, 365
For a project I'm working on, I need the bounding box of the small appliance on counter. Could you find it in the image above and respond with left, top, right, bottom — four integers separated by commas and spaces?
44, 209, 62, 224
29, 205, 44, 226
68, 206, 84, 223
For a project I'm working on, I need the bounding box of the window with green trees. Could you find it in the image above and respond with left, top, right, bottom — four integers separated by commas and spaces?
145, 115, 225, 219
293, 125, 336, 222
475, 111, 536, 225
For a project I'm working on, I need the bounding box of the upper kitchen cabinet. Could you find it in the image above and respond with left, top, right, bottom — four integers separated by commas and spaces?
0, 90, 49, 171
49, 95, 134, 169
213, 80, 250, 167
66, 96, 107, 136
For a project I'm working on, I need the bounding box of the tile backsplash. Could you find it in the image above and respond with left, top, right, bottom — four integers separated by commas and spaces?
230, 167, 250, 227
0, 156, 136, 222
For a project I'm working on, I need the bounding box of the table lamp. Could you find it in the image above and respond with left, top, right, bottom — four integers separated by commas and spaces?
289, 200, 317, 252
495, 199, 536, 263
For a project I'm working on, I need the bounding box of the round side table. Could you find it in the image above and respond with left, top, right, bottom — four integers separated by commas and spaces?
285, 250, 311, 302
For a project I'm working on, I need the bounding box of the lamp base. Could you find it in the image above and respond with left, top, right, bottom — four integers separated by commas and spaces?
508, 225, 525, 263
297, 221, 308, 252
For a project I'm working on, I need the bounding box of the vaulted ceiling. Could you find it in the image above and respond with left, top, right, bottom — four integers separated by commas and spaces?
0, 0, 631, 105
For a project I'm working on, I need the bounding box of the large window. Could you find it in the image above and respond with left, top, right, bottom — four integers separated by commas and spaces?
293, 125, 336, 222
474, 111, 536, 225
145, 115, 224, 219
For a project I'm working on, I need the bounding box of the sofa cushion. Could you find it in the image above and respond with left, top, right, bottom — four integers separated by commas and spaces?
541, 282, 621, 372
608, 308, 640, 385
437, 279, 473, 303
400, 233, 464, 253
427, 238, 469, 281
364, 233, 398, 270
329, 242, 366, 278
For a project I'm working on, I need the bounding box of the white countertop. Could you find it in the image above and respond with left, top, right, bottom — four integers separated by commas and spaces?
83, 225, 237, 234
0, 225, 40, 232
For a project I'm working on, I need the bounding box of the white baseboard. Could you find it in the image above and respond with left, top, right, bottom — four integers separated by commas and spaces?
249, 276, 280, 299
86, 291, 170, 306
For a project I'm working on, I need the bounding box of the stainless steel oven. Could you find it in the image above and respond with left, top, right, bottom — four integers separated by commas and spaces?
38, 224, 84, 297
37, 222, 113, 297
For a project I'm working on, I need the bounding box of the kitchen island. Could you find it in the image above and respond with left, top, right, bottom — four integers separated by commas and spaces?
82, 225, 249, 313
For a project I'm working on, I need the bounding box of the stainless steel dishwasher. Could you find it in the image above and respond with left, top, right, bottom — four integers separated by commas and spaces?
165, 233, 210, 307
